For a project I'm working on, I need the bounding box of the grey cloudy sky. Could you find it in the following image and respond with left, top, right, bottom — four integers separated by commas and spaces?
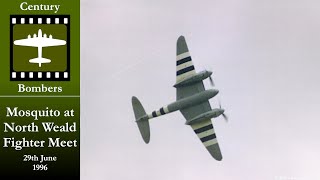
81, 0, 320, 179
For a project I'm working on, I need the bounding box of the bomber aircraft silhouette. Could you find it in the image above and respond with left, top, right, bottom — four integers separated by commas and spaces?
14, 29, 66, 67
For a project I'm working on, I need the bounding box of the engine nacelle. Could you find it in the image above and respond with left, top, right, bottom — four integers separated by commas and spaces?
185, 108, 224, 125
174, 70, 212, 88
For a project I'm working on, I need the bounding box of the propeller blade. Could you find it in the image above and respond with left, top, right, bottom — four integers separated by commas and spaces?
222, 113, 228, 122
218, 98, 228, 122
209, 76, 215, 86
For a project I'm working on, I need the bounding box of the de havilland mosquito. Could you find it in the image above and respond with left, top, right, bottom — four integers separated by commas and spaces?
132, 36, 227, 160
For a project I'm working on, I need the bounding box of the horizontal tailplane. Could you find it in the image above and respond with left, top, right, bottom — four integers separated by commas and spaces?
29, 57, 51, 67
132, 96, 150, 143
29, 57, 51, 64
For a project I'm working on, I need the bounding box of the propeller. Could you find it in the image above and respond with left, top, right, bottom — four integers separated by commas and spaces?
204, 68, 214, 87
199, 65, 214, 87
218, 100, 228, 122
209, 75, 215, 86
222, 113, 228, 122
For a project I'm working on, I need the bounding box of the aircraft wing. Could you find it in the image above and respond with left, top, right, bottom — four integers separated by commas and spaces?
14, 38, 66, 47
176, 36, 222, 160
175, 36, 201, 100
180, 101, 222, 160
190, 118, 222, 160
40, 38, 66, 47
14, 38, 39, 47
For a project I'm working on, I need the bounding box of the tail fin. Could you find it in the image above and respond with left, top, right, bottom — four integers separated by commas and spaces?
132, 96, 150, 143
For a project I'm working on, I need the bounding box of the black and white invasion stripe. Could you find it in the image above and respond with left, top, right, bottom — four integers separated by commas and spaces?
148, 106, 170, 119
191, 120, 218, 147
176, 52, 196, 83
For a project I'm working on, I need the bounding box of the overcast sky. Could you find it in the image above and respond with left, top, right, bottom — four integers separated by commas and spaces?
81, 0, 320, 179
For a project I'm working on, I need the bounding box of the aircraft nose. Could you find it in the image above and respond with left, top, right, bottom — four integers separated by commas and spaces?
207, 70, 213, 76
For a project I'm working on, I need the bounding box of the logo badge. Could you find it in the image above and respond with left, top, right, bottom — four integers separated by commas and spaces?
10, 15, 70, 81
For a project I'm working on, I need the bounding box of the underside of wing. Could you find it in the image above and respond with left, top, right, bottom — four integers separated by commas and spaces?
191, 119, 222, 160
176, 36, 196, 84
180, 102, 222, 160
180, 101, 211, 120
176, 36, 206, 100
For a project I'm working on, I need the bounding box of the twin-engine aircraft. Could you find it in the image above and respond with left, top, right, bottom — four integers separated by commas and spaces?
132, 36, 227, 160
14, 29, 66, 67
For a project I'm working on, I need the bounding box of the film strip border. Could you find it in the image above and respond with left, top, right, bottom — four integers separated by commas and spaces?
11, 16, 69, 25
10, 15, 71, 81
12, 72, 69, 80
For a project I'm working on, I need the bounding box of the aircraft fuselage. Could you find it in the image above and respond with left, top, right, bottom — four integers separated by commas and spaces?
145, 89, 219, 121
168, 89, 218, 112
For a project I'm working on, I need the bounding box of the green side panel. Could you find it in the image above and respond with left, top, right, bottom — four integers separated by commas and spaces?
0, 0, 80, 179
